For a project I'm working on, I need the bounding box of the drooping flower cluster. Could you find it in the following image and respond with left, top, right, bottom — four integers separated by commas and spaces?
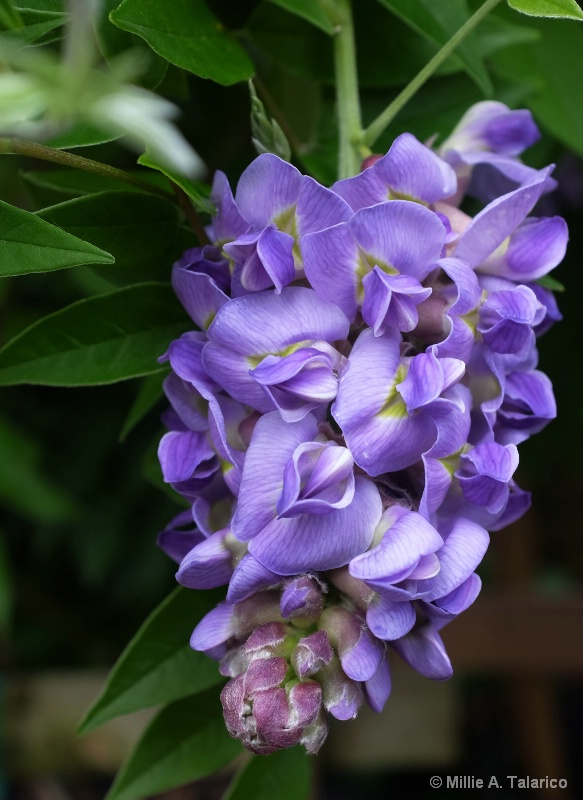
157, 101, 565, 755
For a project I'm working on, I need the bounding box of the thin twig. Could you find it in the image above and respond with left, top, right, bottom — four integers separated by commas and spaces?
171, 183, 211, 246
0, 137, 177, 202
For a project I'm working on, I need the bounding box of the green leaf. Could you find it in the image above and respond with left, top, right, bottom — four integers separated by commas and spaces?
79, 587, 225, 733
248, 2, 461, 88
106, 689, 241, 800
507, 0, 583, 20
490, 19, 583, 157
96, 0, 168, 90
1, 7, 67, 43
137, 151, 215, 215
0, 282, 190, 386
0, 412, 76, 523
266, 0, 335, 34
223, 748, 312, 800
0, 0, 22, 29
537, 274, 565, 291
119, 371, 165, 442
110, 0, 254, 85
22, 168, 169, 201
376, 0, 493, 94
46, 123, 119, 149
0, 198, 114, 278
36, 192, 181, 269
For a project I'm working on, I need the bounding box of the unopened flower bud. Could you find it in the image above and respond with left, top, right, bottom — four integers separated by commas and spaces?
280, 575, 325, 624
318, 657, 363, 720
291, 630, 334, 678
220, 656, 324, 755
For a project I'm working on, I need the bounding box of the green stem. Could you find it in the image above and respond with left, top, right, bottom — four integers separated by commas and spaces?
0, 138, 176, 201
361, 0, 502, 149
333, 0, 366, 180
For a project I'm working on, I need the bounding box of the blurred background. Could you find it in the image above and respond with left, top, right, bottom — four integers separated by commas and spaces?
1, 0, 583, 798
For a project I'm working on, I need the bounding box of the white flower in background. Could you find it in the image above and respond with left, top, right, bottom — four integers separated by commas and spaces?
0, 0, 204, 178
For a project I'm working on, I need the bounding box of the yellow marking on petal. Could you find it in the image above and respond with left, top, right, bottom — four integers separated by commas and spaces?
437, 449, 463, 477
246, 339, 314, 369
460, 308, 479, 336
273, 204, 303, 269
355, 248, 398, 304
487, 236, 510, 262
388, 188, 428, 207
220, 459, 233, 475
378, 364, 409, 418
203, 311, 217, 330
273, 204, 297, 236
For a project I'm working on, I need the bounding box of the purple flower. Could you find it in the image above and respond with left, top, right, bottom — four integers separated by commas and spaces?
302, 200, 445, 322
156, 107, 567, 754
438, 101, 547, 205
171, 245, 230, 330
203, 287, 349, 419
333, 329, 467, 475
220, 155, 351, 294
440, 101, 541, 159
478, 285, 545, 356
232, 412, 382, 574
333, 132, 457, 210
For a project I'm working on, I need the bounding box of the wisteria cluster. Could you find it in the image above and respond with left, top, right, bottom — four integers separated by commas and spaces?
157, 102, 565, 756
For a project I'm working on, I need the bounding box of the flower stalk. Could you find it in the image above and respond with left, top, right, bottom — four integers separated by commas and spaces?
361, 0, 503, 149
0, 137, 175, 200
333, 0, 367, 179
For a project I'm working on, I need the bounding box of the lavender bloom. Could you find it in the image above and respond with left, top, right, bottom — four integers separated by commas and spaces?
232, 411, 382, 574
171, 245, 230, 330
302, 200, 445, 322
440, 102, 540, 159
333, 329, 468, 475
202, 287, 349, 419
156, 106, 567, 755
438, 101, 548, 205
219, 155, 351, 294
333, 132, 457, 210
478, 285, 545, 356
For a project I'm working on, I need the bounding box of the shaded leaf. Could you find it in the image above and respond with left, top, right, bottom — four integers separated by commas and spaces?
1, 7, 66, 43
0, 283, 190, 386
46, 123, 119, 149
79, 587, 225, 733
0, 532, 12, 633
106, 689, 241, 800
119, 371, 166, 442
22, 168, 169, 202
0, 198, 114, 277
110, 0, 254, 85
36, 192, 181, 269
223, 748, 311, 800
0, 412, 76, 523
0, 0, 22, 30
491, 19, 583, 157
137, 151, 214, 215
376, 0, 492, 95
507, 0, 583, 20
266, 0, 335, 34
248, 2, 462, 88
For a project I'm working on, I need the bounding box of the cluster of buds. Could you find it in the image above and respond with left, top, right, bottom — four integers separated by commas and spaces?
191, 577, 390, 754
157, 101, 565, 754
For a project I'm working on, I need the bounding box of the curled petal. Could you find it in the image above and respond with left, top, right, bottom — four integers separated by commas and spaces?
391, 624, 453, 680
